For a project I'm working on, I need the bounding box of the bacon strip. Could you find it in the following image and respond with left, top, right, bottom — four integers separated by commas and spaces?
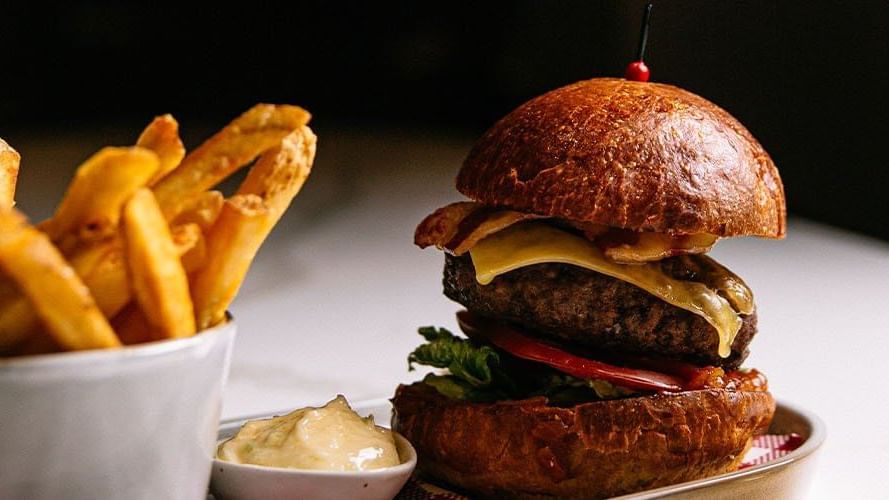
414, 202, 542, 255
415, 202, 718, 261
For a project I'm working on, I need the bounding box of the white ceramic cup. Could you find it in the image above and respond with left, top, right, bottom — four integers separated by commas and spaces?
210, 432, 417, 500
0, 320, 236, 500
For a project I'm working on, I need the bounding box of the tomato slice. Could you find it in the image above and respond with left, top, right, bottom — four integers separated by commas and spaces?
615, 355, 725, 389
456, 311, 686, 392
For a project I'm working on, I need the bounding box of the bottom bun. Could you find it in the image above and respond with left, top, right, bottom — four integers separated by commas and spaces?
392, 382, 775, 499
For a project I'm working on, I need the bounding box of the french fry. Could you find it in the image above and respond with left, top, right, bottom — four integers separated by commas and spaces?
191, 195, 268, 329
236, 126, 316, 224
176, 224, 205, 272
171, 190, 224, 234
0, 240, 124, 352
65, 222, 204, 321
11, 331, 59, 356
122, 189, 195, 339
69, 239, 131, 318
42, 147, 160, 245
0, 103, 316, 355
192, 126, 316, 329
111, 303, 154, 345
0, 293, 42, 352
0, 222, 205, 349
0, 138, 19, 209
174, 223, 207, 273
137, 114, 186, 186
0, 210, 120, 350
70, 223, 203, 319
152, 104, 310, 219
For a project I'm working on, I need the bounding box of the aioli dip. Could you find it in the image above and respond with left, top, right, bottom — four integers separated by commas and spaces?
216, 396, 400, 471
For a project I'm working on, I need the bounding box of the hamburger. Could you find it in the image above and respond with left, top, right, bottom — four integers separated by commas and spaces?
392, 78, 785, 498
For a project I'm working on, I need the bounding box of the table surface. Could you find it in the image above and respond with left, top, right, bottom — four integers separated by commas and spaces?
14, 128, 889, 499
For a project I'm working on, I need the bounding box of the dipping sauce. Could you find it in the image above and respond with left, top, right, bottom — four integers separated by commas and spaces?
216, 395, 399, 471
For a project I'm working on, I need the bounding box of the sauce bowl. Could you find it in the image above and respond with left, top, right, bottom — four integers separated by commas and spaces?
210, 431, 417, 500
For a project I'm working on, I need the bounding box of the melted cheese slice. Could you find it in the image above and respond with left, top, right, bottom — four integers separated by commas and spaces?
469, 223, 744, 358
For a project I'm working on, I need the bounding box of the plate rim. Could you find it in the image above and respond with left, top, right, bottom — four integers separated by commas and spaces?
218, 397, 826, 498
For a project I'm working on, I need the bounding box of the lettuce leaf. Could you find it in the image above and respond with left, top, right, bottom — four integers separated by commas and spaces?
408, 326, 500, 387
407, 326, 636, 404
532, 373, 636, 404
420, 374, 508, 402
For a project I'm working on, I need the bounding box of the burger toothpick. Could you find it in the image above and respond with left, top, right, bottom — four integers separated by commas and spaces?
625, 2, 653, 82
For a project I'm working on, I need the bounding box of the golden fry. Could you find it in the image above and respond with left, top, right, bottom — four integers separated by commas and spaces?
192, 126, 316, 329
0, 103, 315, 355
0, 221, 206, 351
0, 138, 19, 209
173, 223, 207, 273
137, 114, 186, 186
15, 337, 57, 356
64, 222, 203, 321
10, 331, 59, 357
175, 224, 206, 272
0, 293, 42, 352
236, 126, 316, 224
42, 147, 160, 244
171, 190, 224, 234
69, 239, 131, 318
0, 240, 125, 352
152, 104, 310, 219
191, 195, 268, 329
122, 189, 195, 339
0, 270, 36, 351
69, 223, 203, 319
0, 210, 120, 350
111, 303, 154, 345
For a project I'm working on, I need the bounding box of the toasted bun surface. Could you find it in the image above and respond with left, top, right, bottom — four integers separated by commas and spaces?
457, 78, 786, 238
392, 382, 776, 499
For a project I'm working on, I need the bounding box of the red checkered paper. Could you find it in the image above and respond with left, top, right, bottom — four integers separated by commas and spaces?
396, 433, 804, 499
738, 433, 804, 469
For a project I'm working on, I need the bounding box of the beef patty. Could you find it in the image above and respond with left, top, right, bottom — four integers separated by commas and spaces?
443, 254, 756, 369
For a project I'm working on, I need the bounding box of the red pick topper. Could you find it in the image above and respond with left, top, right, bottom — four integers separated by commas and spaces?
625, 3, 653, 82
625, 60, 650, 82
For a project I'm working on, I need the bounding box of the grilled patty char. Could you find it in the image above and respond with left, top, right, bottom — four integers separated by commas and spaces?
443, 254, 756, 369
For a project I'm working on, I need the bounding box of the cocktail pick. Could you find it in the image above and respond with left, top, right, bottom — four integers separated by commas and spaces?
625, 3, 653, 82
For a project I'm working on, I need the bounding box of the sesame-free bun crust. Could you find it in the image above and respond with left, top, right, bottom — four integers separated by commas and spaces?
457, 78, 786, 238
392, 382, 776, 499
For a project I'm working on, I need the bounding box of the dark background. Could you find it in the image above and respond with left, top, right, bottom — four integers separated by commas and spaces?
2, 1, 887, 240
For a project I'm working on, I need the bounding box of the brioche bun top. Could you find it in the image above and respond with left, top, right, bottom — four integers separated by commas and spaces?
456, 78, 786, 237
